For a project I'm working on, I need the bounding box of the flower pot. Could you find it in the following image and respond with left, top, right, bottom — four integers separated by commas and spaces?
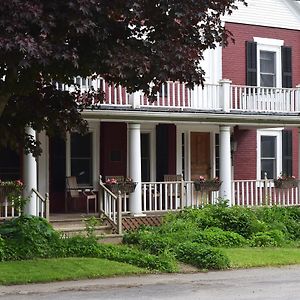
194, 181, 222, 192
105, 182, 137, 194
274, 179, 297, 189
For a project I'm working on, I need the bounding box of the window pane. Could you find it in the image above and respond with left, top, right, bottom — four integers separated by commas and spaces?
71, 159, 92, 185
261, 136, 276, 157
261, 159, 276, 179
260, 51, 275, 73
71, 133, 92, 157
260, 74, 275, 88
71, 132, 93, 185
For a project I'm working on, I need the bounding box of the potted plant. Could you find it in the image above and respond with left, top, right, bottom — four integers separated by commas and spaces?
105, 177, 137, 194
194, 176, 222, 192
274, 174, 297, 189
0, 180, 23, 202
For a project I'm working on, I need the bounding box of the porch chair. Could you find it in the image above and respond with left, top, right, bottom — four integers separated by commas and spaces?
66, 176, 97, 214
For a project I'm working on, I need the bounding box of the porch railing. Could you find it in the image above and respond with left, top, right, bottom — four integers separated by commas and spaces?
58, 76, 300, 114
32, 189, 49, 221
98, 177, 124, 234
232, 179, 300, 207
0, 189, 49, 220
230, 85, 300, 113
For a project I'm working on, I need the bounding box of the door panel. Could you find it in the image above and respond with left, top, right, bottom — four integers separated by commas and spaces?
191, 132, 210, 180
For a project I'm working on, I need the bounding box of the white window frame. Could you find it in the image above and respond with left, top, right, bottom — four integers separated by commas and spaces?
253, 37, 284, 88
66, 122, 100, 189
257, 129, 282, 180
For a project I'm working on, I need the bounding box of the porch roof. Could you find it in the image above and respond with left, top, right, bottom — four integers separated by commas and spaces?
82, 108, 300, 127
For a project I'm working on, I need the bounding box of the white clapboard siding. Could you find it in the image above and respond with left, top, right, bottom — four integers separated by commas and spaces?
222, 0, 300, 31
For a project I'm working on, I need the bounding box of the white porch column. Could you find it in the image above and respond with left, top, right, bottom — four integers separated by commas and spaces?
219, 125, 232, 205
23, 127, 37, 216
219, 79, 232, 113
129, 92, 141, 109
128, 123, 144, 216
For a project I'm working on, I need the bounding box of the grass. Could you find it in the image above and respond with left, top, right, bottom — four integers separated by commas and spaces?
224, 247, 300, 268
0, 257, 148, 285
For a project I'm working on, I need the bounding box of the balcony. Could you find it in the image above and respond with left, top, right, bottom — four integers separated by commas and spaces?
58, 77, 300, 116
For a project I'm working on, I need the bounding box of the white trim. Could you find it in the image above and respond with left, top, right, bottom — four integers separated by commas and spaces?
37, 131, 49, 197
257, 129, 283, 180
253, 37, 284, 47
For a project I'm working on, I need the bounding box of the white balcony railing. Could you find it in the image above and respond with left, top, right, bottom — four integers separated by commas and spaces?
57, 76, 300, 114
230, 85, 300, 113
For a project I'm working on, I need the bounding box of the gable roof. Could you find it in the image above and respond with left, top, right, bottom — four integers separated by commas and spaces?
222, 0, 300, 30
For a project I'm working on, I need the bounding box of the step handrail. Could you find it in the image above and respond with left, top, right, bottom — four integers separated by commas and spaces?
99, 175, 122, 234
31, 188, 49, 221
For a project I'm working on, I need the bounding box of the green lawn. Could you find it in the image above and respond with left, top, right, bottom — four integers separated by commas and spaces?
0, 258, 148, 285
224, 247, 300, 268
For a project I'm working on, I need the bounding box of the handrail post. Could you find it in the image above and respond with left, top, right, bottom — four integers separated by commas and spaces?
219, 79, 232, 113
117, 191, 122, 235
45, 193, 50, 221
129, 91, 141, 109
180, 175, 184, 210
263, 172, 268, 205
98, 175, 104, 214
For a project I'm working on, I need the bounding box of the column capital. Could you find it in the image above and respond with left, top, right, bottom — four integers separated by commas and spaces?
219, 125, 232, 132
128, 123, 141, 130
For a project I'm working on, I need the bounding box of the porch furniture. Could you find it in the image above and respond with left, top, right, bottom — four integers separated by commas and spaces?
66, 176, 97, 214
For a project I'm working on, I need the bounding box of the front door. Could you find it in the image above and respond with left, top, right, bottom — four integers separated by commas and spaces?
191, 132, 211, 180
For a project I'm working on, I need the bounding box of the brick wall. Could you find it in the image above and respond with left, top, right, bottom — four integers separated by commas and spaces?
233, 128, 257, 180
223, 23, 300, 180
223, 22, 300, 86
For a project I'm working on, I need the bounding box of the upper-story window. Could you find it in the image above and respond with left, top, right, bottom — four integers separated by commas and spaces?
246, 37, 292, 88
260, 51, 276, 87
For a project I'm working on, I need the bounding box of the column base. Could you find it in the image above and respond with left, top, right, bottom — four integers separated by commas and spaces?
130, 213, 147, 217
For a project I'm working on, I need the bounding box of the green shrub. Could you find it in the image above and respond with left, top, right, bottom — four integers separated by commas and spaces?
193, 227, 247, 248
0, 216, 61, 260
0, 236, 5, 261
175, 242, 229, 270
250, 230, 285, 247
96, 244, 177, 272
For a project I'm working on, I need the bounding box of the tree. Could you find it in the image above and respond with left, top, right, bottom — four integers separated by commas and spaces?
0, 0, 245, 155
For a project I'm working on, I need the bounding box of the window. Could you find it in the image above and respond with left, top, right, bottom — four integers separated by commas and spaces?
260, 51, 276, 87
0, 148, 20, 181
257, 129, 282, 180
215, 134, 220, 178
141, 133, 150, 182
71, 132, 93, 185
261, 136, 277, 179
246, 38, 292, 88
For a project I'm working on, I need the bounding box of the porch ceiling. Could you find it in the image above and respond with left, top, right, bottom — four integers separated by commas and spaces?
82, 109, 300, 127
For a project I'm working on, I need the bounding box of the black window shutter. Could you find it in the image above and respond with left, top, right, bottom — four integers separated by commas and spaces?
282, 130, 292, 176
246, 41, 257, 86
281, 46, 292, 88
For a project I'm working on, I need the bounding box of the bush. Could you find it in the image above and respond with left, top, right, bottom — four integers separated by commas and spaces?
193, 227, 247, 248
96, 244, 177, 272
250, 230, 285, 247
174, 242, 230, 270
0, 216, 61, 260
0, 236, 5, 261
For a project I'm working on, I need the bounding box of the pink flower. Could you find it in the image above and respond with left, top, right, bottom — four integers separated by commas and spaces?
199, 176, 205, 181
15, 180, 23, 186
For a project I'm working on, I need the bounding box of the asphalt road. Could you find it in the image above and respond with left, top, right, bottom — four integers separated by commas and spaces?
1, 265, 300, 300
